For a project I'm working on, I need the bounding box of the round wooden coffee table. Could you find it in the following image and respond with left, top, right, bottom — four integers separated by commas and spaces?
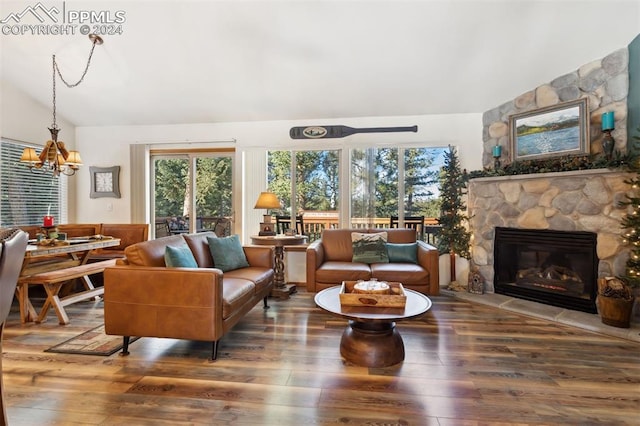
314, 286, 432, 367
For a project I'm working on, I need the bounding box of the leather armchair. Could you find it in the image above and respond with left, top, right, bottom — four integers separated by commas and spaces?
0, 229, 28, 425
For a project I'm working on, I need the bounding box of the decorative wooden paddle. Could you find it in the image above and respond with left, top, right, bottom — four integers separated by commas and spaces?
289, 125, 418, 139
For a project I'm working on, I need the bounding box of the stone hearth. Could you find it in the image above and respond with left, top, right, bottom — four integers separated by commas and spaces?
443, 289, 640, 343
468, 169, 633, 293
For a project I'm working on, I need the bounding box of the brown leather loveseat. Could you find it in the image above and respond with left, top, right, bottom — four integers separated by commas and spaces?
306, 228, 439, 295
103, 232, 274, 360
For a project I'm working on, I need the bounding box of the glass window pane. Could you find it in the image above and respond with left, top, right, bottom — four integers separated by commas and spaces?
267, 151, 292, 213
195, 156, 233, 236
153, 157, 189, 236
404, 147, 444, 218
268, 149, 339, 242
350, 147, 398, 228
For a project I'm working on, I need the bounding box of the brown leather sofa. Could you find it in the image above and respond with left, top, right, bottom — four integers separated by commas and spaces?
306, 228, 439, 295
103, 232, 274, 360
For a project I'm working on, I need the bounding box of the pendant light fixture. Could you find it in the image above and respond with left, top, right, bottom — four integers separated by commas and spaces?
20, 34, 104, 176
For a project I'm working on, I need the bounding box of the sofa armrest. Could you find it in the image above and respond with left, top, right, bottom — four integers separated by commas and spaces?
305, 240, 325, 292
417, 241, 439, 295
243, 246, 275, 269
104, 266, 225, 341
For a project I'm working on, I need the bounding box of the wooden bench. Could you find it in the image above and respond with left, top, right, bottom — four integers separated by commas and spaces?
17, 259, 116, 325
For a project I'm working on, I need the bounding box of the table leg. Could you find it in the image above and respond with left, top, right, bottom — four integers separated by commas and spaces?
37, 283, 68, 325
340, 320, 404, 367
15, 284, 37, 323
273, 245, 285, 286
270, 245, 296, 299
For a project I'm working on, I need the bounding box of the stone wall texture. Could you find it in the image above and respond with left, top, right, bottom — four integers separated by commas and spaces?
469, 170, 633, 292
482, 48, 629, 168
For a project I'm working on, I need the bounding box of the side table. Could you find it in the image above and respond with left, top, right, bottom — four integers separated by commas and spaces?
250, 234, 308, 299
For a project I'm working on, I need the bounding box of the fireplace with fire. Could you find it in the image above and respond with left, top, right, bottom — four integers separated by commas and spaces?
493, 227, 598, 313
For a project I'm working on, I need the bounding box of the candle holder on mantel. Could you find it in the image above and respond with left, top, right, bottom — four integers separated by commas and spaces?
602, 130, 615, 160
492, 144, 502, 169
601, 111, 615, 160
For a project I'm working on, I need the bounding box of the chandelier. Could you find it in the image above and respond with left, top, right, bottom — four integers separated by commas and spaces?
20, 34, 104, 176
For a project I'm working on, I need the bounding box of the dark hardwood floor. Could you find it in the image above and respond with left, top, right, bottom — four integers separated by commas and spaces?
1, 289, 639, 425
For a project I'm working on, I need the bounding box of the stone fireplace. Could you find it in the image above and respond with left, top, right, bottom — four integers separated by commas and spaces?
468, 169, 633, 311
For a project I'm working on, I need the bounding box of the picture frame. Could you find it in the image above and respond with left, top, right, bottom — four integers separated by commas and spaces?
509, 98, 589, 162
89, 166, 121, 199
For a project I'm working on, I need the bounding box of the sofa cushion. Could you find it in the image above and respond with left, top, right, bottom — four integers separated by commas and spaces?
370, 262, 430, 285
321, 229, 357, 262
352, 232, 389, 264
207, 235, 250, 272
225, 267, 274, 295
386, 242, 418, 264
221, 278, 255, 319
125, 235, 186, 266
184, 232, 217, 268
164, 244, 198, 268
316, 261, 371, 284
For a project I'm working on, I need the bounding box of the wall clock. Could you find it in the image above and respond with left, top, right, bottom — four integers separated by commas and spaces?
90, 166, 121, 198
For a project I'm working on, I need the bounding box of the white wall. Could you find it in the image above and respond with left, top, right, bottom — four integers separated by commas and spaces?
74, 113, 483, 241
1, 79, 79, 221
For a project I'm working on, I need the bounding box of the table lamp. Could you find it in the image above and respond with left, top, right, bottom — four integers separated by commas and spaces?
254, 191, 280, 236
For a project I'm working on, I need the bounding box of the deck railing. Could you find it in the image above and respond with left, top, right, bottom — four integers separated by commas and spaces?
154, 214, 441, 245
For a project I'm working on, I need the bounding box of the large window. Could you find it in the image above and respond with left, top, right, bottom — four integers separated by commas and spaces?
0, 138, 66, 226
267, 146, 445, 242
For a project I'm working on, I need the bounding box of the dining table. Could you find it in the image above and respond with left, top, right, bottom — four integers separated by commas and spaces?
17, 237, 120, 325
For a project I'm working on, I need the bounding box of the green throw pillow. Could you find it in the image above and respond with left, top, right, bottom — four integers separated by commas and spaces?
352, 232, 389, 264
386, 242, 418, 264
164, 244, 198, 268
207, 235, 250, 272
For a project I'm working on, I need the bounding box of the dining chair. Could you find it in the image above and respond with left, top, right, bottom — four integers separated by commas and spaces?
275, 215, 304, 235
0, 228, 28, 426
389, 216, 425, 241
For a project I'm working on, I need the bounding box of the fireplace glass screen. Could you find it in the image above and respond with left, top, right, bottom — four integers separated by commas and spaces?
494, 227, 597, 313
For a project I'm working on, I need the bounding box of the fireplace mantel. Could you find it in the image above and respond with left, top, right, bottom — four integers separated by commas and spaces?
469, 168, 633, 183
468, 168, 633, 294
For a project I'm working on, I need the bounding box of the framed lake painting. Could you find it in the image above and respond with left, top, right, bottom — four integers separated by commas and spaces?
509, 98, 589, 162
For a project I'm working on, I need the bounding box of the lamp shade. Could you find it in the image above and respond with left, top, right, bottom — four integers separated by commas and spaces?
65, 150, 83, 166
20, 148, 40, 164
254, 191, 281, 209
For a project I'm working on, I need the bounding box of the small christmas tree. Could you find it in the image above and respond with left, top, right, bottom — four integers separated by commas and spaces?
437, 145, 471, 285
620, 127, 640, 289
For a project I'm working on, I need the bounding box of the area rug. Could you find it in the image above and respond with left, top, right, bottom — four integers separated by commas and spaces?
45, 324, 139, 356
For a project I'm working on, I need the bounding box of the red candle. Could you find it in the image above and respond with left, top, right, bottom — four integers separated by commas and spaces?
43, 215, 54, 227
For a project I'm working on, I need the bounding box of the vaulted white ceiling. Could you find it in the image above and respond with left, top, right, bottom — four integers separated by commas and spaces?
1, 1, 638, 127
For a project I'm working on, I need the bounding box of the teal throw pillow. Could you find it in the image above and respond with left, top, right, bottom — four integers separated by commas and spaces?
164, 244, 198, 268
207, 235, 250, 272
386, 242, 418, 264
351, 232, 389, 264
